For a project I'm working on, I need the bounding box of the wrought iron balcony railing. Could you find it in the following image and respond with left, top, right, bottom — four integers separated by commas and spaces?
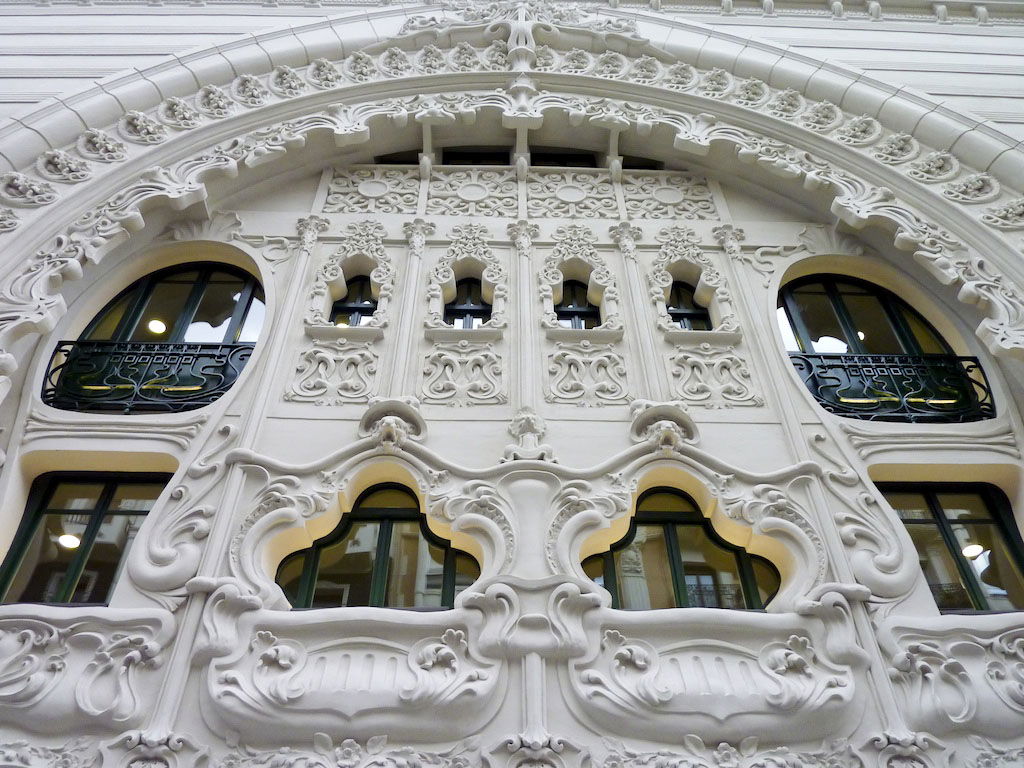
788, 352, 994, 423
42, 340, 254, 414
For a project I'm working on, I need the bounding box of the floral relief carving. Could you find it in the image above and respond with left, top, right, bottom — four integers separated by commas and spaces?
651, 226, 739, 335
269, 65, 306, 97
834, 115, 882, 146
421, 340, 506, 405
620, 171, 717, 220
427, 167, 518, 217
800, 101, 844, 132
766, 88, 805, 118
732, 78, 771, 107
324, 167, 420, 214
981, 198, 1024, 230
35, 149, 92, 183
539, 224, 622, 332
232, 74, 270, 107
873, 133, 920, 164
667, 343, 763, 407
943, 173, 1001, 204
908, 151, 960, 182
197, 84, 234, 118
0, 739, 100, 768
217, 734, 479, 768
76, 129, 127, 163
305, 220, 392, 329
527, 170, 618, 219
0, 207, 19, 232
118, 110, 167, 144
547, 340, 630, 405
425, 223, 508, 329
157, 97, 201, 130
0, 172, 57, 207
307, 58, 342, 88
600, 736, 862, 767
286, 340, 378, 404
698, 68, 733, 98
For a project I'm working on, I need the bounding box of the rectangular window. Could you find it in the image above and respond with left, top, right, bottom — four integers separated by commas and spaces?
0, 473, 170, 605
880, 483, 1024, 612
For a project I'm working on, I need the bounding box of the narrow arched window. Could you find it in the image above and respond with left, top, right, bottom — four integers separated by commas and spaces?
43, 262, 264, 414
276, 485, 480, 609
777, 274, 993, 422
582, 489, 779, 610
444, 278, 492, 329
330, 276, 377, 327
666, 281, 711, 331
555, 280, 600, 330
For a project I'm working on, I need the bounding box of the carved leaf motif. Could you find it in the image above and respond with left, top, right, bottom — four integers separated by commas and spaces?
427, 168, 518, 217
667, 343, 762, 407
621, 172, 717, 220
286, 341, 378, 405
422, 341, 506, 405
547, 341, 630, 405
527, 170, 618, 219
325, 167, 420, 214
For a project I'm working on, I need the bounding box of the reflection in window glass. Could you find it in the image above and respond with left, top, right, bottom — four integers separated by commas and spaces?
0, 475, 170, 605
614, 526, 675, 610
276, 485, 479, 610
882, 485, 1024, 612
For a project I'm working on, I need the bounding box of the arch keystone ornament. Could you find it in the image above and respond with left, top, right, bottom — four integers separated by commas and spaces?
0, 2, 1022, 765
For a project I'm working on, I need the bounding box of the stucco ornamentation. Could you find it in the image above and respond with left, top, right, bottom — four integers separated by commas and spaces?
421, 340, 506, 405
547, 340, 630, 405
667, 343, 762, 407
539, 225, 622, 333
286, 340, 378, 404
425, 223, 508, 330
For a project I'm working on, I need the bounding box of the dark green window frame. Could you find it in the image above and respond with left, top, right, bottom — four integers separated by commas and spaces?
330, 276, 378, 327
0, 472, 171, 605
276, 483, 479, 610
777, 274, 949, 356
555, 280, 601, 330
444, 278, 492, 329
583, 488, 780, 610
666, 281, 712, 331
83, 261, 264, 345
879, 482, 1024, 613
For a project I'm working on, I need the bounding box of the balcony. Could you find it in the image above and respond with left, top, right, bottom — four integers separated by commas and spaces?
42, 340, 254, 414
788, 352, 994, 423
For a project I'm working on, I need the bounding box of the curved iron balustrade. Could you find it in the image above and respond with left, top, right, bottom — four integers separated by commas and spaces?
42, 340, 254, 414
788, 352, 994, 423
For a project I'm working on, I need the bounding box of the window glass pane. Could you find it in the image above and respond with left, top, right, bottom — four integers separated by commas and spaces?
386, 520, 444, 608
182, 275, 245, 343
236, 289, 265, 343
69, 513, 145, 604
776, 307, 802, 352
884, 492, 934, 521
129, 279, 196, 342
638, 492, 696, 515
310, 520, 379, 608
277, 554, 306, 606
937, 493, 993, 521
839, 291, 904, 354
46, 483, 104, 510
904, 523, 974, 611
453, 553, 480, 600
752, 558, 780, 607
790, 283, 851, 353
85, 291, 137, 341
582, 555, 606, 589
613, 525, 675, 610
3, 513, 91, 603
956, 523, 1024, 610
109, 484, 162, 512
676, 525, 744, 608
668, 283, 699, 311
900, 307, 946, 354
360, 488, 417, 509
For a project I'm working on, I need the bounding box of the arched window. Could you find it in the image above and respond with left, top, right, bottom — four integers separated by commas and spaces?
330, 276, 377, 327
777, 275, 993, 422
444, 278, 492, 329
556, 280, 601, 330
582, 489, 779, 610
43, 262, 264, 414
666, 281, 711, 331
880, 483, 1024, 612
276, 485, 480, 609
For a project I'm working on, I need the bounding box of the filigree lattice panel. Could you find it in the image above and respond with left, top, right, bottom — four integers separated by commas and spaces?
621, 172, 717, 219
324, 167, 420, 214
527, 170, 618, 219
427, 168, 518, 217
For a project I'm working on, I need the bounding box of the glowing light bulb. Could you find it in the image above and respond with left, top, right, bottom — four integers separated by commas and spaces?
57, 534, 81, 549
962, 543, 984, 559
857, 331, 866, 340
147, 319, 167, 335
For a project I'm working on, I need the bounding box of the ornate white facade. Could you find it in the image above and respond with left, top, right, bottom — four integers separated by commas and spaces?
0, 2, 1023, 767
